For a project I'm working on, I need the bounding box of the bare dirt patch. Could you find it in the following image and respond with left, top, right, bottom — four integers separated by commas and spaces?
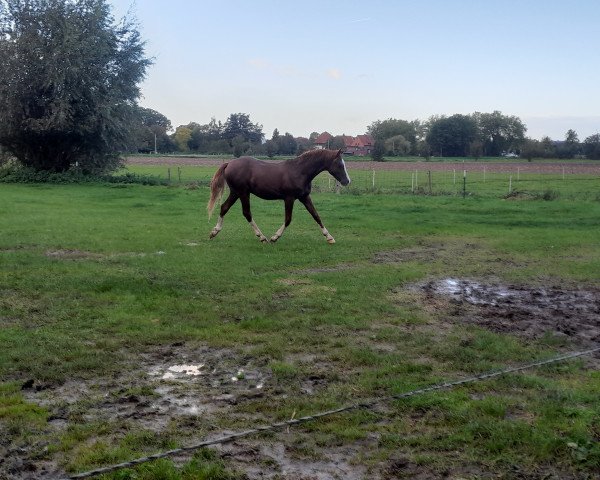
417, 278, 600, 349
44, 249, 104, 260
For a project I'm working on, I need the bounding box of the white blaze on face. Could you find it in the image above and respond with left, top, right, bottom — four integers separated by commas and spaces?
341, 157, 351, 184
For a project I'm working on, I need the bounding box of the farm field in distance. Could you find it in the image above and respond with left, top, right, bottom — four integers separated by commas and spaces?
1, 158, 600, 479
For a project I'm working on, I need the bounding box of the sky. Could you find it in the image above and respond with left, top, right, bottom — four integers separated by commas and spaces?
109, 0, 600, 141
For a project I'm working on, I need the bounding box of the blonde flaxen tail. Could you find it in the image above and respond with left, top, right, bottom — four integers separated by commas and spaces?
207, 163, 228, 219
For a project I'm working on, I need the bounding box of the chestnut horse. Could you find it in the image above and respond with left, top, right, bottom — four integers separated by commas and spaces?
207, 149, 350, 243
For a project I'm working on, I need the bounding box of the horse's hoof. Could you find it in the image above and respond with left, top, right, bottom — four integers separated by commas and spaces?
270, 236, 279, 243
260, 237, 269, 243
209, 231, 218, 239
327, 237, 336, 244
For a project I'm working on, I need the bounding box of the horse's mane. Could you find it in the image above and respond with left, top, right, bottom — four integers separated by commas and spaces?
293, 149, 338, 163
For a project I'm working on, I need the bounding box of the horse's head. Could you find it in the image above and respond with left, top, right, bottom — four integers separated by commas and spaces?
328, 149, 351, 186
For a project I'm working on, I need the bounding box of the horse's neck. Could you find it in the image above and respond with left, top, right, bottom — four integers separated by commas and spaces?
294, 155, 329, 181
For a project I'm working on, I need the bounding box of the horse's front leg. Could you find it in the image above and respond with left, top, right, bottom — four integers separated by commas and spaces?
240, 194, 268, 243
271, 197, 294, 243
300, 195, 336, 244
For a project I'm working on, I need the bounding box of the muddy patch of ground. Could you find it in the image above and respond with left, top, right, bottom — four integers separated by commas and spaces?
417, 278, 600, 349
6, 344, 377, 480
5, 344, 274, 479
216, 439, 370, 480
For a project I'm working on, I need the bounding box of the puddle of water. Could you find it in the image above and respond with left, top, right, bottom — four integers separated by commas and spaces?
166, 364, 204, 377
153, 385, 214, 416
149, 363, 206, 380
434, 278, 511, 305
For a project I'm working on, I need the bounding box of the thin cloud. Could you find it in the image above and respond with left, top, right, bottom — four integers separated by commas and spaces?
327, 68, 342, 80
247, 58, 270, 70
348, 17, 371, 24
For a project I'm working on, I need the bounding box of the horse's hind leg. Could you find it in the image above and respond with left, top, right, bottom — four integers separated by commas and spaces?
240, 194, 268, 243
209, 191, 238, 239
300, 195, 336, 244
271, 197, 294, 243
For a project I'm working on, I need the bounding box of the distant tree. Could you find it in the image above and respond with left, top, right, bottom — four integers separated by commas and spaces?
185, 118, 224, 153
0, 0, 151, 173
232, 134, 250, 157
330, 135, 346, 151
295, 137, 311, 155
472, 111, 526, 156
371, 139, 386, 161
520, 138, 545, 161
385, 135, 411, 156
426, 114, 477, 157
469, 140, 484, 160
583, 133, 600, 160
557, 129, 581, 158
565, 129, 579, 144
416, 140, 431, 160
367, 118, 417, 153
412, 119, 426, 142
222, 113, 263, 145
265, 140, 277, 158
129, 107, 173, 153
540, 136, 556, 158
277, 133, 297, 155
173, 126, 192, 152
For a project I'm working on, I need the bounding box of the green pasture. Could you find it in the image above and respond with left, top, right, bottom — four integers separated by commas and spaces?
1, 180, 600, 478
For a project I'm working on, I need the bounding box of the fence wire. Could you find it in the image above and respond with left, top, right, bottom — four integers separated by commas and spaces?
311, 166, 600, 200
68, 346, 600, 479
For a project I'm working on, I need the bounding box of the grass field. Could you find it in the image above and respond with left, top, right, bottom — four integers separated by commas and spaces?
1, 178, 600, 479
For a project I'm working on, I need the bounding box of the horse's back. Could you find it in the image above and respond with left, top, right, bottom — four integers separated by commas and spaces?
225, 156, 283, 179
224, 156, 293, 199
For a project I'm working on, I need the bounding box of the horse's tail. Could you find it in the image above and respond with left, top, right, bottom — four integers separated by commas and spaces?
207, 163, 228, 219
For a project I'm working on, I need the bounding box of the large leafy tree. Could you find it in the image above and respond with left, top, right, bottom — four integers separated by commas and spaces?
557, 128, 581, 159
367, 118, 418, 154
0, 0, 151, 172
187, 118, 225, 153
222, 113, 263, 145
426, 114, 477, 157
129, 106, 173, 153
472, 111, 526, 156
583, 134, 600, 160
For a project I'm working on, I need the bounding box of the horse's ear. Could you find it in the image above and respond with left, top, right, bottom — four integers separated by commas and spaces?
336, 148, 343, 157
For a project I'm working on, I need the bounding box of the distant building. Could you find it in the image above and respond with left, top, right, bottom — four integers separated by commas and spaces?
313, 132, 334, 149
312, 132, 374, 156
345, 134, 374, 156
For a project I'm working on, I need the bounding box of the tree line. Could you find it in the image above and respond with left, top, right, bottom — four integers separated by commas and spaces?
1, 0, 599, 176
132, 108, 600, 161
